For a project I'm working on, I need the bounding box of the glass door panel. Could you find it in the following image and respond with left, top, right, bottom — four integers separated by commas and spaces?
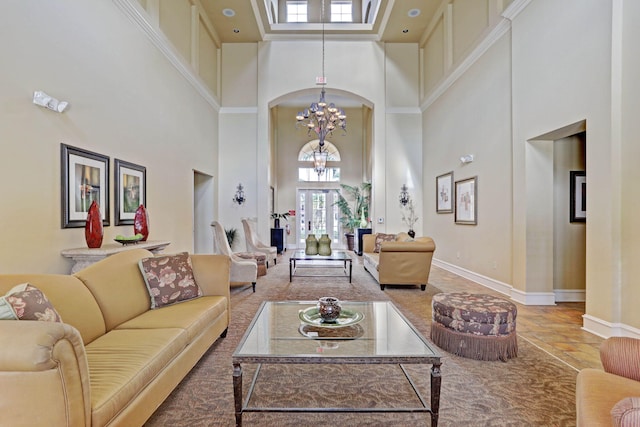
297, 189, 342, 249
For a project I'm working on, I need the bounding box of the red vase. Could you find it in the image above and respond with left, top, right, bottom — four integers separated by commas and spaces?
134, 204, 149, 241
85, 200, 103, 248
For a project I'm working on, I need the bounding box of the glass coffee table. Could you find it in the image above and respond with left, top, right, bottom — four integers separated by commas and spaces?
232, 301, 442, 426
289, 250, 353, 283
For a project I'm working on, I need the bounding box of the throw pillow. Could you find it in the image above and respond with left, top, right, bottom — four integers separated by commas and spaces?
0, 283, 63, 322
374, 233, 397, 253
138, 252, 203, 309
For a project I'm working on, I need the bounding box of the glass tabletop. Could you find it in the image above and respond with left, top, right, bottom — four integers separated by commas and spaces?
233, 301, 440, 362
289, 250, 352, 261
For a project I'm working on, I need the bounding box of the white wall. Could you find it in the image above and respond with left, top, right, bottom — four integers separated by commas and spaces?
218, 40, 423, 242
0, 0, 219, 273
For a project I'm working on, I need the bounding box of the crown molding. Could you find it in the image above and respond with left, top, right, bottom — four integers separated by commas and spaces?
112, 0, 220, 111
502, 0, 533, 21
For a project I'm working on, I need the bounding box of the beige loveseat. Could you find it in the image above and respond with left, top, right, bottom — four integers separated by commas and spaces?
0, 248, 230, 427
362, 233, 436, 291
576, 337, 640, 426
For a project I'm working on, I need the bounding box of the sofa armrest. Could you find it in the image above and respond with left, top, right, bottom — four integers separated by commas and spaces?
0, 321, 91, 426
601, 337, 640, 381
612, 397, 640, 427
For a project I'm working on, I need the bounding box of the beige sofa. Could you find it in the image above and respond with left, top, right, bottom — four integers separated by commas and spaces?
576, 337, 640, 426
0, 248, 230, 427
362, 233, 436, 291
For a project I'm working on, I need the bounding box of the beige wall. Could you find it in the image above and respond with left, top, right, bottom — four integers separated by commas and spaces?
423, 33, 513, 284
0, 1, 219, 273
553, 133, 586, 295
620, 0, 640, 331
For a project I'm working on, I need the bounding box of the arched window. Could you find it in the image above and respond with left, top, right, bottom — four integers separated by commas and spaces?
298, 140, 341, 161
298, 140, 341, 182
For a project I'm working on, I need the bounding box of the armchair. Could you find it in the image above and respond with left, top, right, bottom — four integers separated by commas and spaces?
241, 218, 277, 267
576, 337, 640, 426
211, 221, 258, 292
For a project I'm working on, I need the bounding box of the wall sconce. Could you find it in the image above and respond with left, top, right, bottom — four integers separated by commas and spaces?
460, 154, 474, 164
399, 184, 411, 206
33, 90, 69, 113
232, 183, 246, 205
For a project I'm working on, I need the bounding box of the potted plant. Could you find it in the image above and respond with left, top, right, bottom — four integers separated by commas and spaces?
270, 212, 290, 229
333, 182, 371, 250
225, 227, 237, 249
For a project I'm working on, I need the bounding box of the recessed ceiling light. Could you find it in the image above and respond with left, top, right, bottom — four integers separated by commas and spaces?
233, 28, 240, 33
408, 9, 421, 18
222, 8, 235, 17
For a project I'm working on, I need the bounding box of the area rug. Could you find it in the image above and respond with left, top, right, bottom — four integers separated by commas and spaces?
144, 257, 577, 426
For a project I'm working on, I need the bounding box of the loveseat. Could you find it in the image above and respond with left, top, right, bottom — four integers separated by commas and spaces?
576, 337, 640, 426
362, 232, 436, 291
0, 248, 231, 427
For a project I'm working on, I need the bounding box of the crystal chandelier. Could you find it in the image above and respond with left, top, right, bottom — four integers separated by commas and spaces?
296, 0, 346, 176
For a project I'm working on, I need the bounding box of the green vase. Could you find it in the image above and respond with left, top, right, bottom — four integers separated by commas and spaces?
305, 234, 318, 255
359, 209, 368, 228
318, 234, 332, 256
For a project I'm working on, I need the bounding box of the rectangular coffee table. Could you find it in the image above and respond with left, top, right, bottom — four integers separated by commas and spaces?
232, 301, 442, 426
289, 250, 353, 283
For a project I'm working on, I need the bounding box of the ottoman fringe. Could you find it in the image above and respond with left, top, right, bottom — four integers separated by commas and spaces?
430, 322, 518, 362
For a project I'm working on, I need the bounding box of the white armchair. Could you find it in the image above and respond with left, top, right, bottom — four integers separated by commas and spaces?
241, 218, 277, 267
211, 221, 258, 292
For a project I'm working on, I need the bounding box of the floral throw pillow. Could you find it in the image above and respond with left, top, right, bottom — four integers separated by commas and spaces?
138, 252, 203, 309
0, 283, 63, 322
374, 233, 397, 253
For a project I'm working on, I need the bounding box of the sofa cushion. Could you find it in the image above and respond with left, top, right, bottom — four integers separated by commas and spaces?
395, 232, 414, 242
0, 283, 63, 322
374, 233, 396, 253
138, 252, 203, 309
0, 274, 106, 345
86, 327, 188, 427
75, 249, 153, 332
116, 296, 227, 342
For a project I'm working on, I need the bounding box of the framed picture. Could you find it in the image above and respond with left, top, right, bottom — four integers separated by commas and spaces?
455, 176, 478, 225
114, 159, 146, 225
570, 171, 586, 222
61, 144, 110, 228
436, 171, 454, 213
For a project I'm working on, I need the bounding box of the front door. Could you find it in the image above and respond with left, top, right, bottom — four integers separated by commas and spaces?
297, 189, 342, 249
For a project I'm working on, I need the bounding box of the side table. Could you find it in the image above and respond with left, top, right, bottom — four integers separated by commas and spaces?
61, 240, 171, 273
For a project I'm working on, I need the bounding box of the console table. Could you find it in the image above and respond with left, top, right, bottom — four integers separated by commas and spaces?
270, 228, 285, 254
61, 240, 171, 273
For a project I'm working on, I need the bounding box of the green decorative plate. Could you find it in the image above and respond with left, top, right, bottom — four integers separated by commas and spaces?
298, 307, 364, 328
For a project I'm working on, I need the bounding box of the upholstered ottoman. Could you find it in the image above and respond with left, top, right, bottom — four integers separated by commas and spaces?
236, 252, 267, 277
430, 292, 518, 361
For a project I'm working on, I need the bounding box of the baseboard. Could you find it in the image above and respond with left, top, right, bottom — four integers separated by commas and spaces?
432, 259, 512, 297
432, 258, 556, 305
582, 315, 640, 339
554, 289, 585, 302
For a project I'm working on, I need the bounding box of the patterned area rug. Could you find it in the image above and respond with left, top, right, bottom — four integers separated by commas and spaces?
145, 256, 577, 426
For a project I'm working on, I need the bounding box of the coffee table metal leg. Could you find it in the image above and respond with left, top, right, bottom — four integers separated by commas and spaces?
233, 362, 243, 427
349, 260, 352, 283
430, 361, 442, 427
289, 258, 293, 282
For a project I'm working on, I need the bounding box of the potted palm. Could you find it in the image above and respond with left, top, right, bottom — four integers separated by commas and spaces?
333, 182, 371, 250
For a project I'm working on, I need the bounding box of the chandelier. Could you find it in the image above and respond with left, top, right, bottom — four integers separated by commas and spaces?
296, 0, 346, 176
